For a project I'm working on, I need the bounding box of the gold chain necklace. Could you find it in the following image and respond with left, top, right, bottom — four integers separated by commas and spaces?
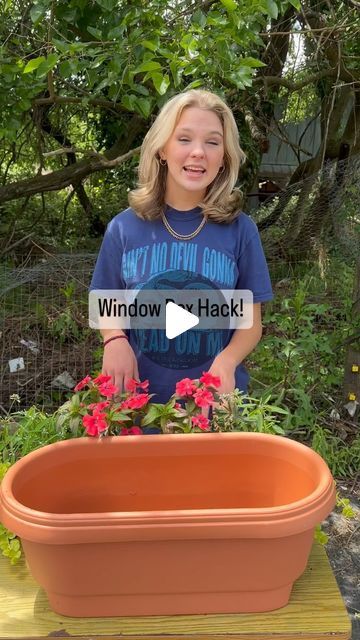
161, 211, 206, 241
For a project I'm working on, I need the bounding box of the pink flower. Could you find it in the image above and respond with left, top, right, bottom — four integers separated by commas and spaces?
199, 372, 221, 388
125, 379, 138, 393
175, 378, 197, 397
121, 394, 150, 410
98, 381, 119, 397
82, 412, 108, 436
191, 415, 210, 431
193, 388, 214, 408
74, 375, 92, 392
88, 401, 110, 412
93, 374, 112, 385
125, 378, 149, 393
120, 426, 143, 436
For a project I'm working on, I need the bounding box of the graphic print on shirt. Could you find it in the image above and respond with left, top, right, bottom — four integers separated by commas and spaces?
121, 241, 236, 287
121, 240, 236, 369
131, 269, 231, 369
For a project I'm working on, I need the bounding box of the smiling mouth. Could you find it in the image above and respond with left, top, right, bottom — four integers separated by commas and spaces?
183, 167, 206, 174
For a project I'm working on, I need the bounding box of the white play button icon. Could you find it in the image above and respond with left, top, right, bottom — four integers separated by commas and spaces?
166, 301, 199, 339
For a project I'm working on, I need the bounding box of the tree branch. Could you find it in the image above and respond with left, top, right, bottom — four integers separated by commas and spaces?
0, 146, 141, 205
258, 25, 353, 35
32, 95, 128, 111
254, 67, 336, 91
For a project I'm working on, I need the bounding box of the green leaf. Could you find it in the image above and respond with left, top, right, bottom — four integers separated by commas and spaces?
18, 98, 32, 110
169, 61, 183, 88
23, 57, 45, 74
256, 413, 263, 432
69, 417, 80, 432
228, 71, 246, 89
134, 97, 152, 118
71, 394, 80, 409
52, 38, 69, 53
133, 84, 149, 96
122, 94, 152, 117
95, 76, 111, 92
90, 54, 109, 69
61, 9, 77, 23
314, 525, 329, 545
216, 38, 230, 61
59, 59, 79, 78
342, 505, 355, 518
158, 47, 175, 59
140, 39, 159, 52
151, 72, 170, 95
288, 0, 300, 8
111, 414, 131, 422
36, 53, 59, 76
135, 60, 162, 73
121, 94, 137, 111
108, 26, 124, 39
10, 539, 21, 551
109, 55, 124, 74
141, 405, 162, 426
95, 0, 117, 9
272, 424, 285, 435
241, 57, 266, 68
266, 0, 279, 19
185, 79, 204, 90
0, 463, 11, 482
180, 34, 198, 55
183, 63, 199, 77
192, 9, 207, 27
207, 14, 228, 26
68, 42, 87, 54
30, 4, 45, 24
220, 0, 238, 10
87, 26, 103, 39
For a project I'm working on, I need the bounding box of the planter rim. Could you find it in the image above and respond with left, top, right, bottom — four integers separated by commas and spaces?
0, 432, 336, 542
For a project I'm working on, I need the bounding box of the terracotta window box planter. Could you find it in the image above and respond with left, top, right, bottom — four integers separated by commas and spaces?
0, 432, 335, 617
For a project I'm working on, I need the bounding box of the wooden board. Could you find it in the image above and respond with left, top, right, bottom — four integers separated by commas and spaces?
0, 543, 351, 640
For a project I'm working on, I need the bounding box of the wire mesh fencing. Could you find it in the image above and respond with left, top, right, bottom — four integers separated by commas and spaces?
0, 153, 359, 415
0, 255, 100, 412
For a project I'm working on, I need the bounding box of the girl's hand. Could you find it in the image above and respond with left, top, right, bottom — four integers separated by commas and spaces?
102, 339, 139, 394
207, 352, 236, 394
202, 353, 236, 418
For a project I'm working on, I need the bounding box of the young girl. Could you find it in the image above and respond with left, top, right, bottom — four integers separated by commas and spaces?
91, 89, 273, 402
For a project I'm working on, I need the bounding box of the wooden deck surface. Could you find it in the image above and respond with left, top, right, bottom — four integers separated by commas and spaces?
0, 542, 351, 640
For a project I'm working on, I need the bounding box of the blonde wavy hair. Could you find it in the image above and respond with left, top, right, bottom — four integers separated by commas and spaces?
128, 89, 246, 223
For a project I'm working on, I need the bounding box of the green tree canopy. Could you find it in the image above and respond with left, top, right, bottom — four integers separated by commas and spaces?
1, 0, 359, 248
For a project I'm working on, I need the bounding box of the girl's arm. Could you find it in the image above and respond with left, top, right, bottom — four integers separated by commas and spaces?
207, 302, 263, 394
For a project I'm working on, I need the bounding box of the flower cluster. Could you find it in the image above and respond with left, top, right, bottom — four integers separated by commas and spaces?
174, 372, 221, 432
72, 374, 152, 437
64, 371, 221, 438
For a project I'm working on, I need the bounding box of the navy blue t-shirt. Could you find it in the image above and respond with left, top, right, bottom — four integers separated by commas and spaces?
90, 205, 273, 402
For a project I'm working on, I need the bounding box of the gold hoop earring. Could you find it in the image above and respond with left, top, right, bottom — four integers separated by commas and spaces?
159, 158, 167, 166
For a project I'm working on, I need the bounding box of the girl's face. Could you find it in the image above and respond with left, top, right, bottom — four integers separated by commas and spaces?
160, 107, 224, 207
